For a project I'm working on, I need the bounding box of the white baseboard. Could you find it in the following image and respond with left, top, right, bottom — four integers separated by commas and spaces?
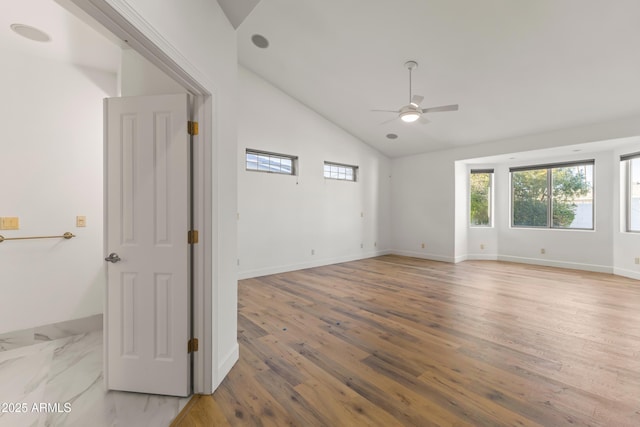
389, 249, 455, 263
613, 267, 640, 281
214, 342, 239, 390
497, 255, 613, 274
466, 253, 499, 261
0, 313, 103, 352
237, 250, 392, 280
239, 250, 640, 282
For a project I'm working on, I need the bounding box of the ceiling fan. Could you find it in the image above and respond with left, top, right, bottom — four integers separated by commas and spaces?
372, 61, 459, 124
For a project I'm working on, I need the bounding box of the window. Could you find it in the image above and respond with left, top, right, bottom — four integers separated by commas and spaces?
511, 160, 594, 229
324, 161, 357, 181
470, 169, 493, 227
622, 152, 640, 232
245, 149, 297, 175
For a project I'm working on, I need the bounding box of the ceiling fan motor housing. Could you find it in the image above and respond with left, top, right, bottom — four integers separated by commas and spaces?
399, 104, 421, 122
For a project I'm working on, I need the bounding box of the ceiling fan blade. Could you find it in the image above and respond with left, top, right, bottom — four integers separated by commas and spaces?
418, 116, 430, 125
371, 109, 400, 113
422, 104, 459, 113
379, 116, 399, 125
411, 95, 424, 106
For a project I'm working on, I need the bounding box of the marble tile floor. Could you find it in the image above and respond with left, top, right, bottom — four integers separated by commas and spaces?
0, 330, 190, 427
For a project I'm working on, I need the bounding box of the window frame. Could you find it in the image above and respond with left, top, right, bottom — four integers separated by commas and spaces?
510, 160, 595, 230
469, 168, 494, 228
245, 148, 298, 176
323, 161, 358, 182
621, 151, 640, 233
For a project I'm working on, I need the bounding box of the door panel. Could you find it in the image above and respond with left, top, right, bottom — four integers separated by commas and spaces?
105, 93, 190, 396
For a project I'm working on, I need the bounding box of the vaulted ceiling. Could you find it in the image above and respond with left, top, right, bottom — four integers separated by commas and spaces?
237, 0, 640, 158
5, 1, 640, 159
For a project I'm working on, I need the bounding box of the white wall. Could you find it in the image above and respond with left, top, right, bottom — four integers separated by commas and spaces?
0, 51, 117, 334
454, 161, 469, 262
391, 116, 640, 279
120, 49, 185, 96
493, 151, 614, 273
109, 0, 239, 390
237, 67, 391, 278
391, 150, 456, 261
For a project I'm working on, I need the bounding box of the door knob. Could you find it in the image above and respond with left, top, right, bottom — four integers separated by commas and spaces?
105, 253, 121, 263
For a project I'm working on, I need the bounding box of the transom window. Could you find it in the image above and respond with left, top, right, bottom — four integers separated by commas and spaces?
510, 160, 594, 229
621, 152, 640, 232
470, 169, 493, 227
245, 149, 297, 175
324, 162, 357, 181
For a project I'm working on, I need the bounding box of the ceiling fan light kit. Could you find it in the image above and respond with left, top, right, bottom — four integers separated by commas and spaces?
400, 107, 420, 123
372, 60, 459, 126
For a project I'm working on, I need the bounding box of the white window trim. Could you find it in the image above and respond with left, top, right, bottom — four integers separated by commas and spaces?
469, 169, 494, 228
621, 152, 640, 233
324, 161, 358, 182
509, 160, 595, 230
246, 149, 298, 176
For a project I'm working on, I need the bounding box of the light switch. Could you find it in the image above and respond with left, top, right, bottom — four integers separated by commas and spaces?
0, 217, 19, 230
76, 216, 87, 227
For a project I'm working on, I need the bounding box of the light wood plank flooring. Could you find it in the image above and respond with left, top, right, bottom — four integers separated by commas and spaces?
172, 255, 640, 426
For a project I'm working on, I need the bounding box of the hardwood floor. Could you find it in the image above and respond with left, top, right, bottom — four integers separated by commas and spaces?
172, 255, 640, 426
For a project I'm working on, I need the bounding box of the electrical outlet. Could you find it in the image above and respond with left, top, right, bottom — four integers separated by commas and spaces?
374, 241, 377, 247
237, 259, 240, 266
421, 243, 425, 249
311, 249, 315, 255
480, 244, 485, 250
360, 243, 364, 248
360, 212, 364, 218
635, 257, 640, 265
540, 248, 546, 254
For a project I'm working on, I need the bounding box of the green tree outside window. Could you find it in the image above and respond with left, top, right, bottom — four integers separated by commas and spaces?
511, 164, 592, 228
470, 171, 492, 226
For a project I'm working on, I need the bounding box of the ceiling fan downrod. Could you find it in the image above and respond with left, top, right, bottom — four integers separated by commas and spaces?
405, 60, 418, 104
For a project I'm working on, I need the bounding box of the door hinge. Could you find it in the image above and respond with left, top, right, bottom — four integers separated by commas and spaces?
188, 121, 199, 136
188, 338, 199, 353
188, 230, 199, 244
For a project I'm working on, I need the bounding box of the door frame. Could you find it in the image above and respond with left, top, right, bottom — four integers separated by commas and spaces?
68, 0, 214, 394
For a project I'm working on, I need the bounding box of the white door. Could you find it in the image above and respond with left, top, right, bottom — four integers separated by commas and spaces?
104, 94, 191, 396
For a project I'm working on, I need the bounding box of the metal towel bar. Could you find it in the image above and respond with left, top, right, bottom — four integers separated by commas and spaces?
0, 232, 75, 243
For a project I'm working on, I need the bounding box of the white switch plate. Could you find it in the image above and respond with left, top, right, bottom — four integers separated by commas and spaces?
0, 217, 19, 230
76, 216, 87, 227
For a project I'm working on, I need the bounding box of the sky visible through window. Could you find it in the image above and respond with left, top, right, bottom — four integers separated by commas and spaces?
324, 163, 356, 181
246, 152, 294, 175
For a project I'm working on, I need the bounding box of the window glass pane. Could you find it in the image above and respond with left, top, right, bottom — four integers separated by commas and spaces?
269, 157, 281, 172
257, 155, 270, 171
324, 162, 357, 181
631, 158, 640, 231
245, 150, 296, 175
470, 172, 491, 226
512, 169, 548, 227
281, 158, 292, 174
552, 165, 593, 229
